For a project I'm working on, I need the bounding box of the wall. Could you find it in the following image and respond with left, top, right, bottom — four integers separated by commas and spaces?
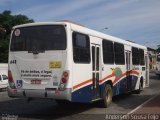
0, 63, 8, 75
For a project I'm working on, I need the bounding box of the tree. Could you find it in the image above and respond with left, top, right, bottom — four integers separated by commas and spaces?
0, 10, 34, 63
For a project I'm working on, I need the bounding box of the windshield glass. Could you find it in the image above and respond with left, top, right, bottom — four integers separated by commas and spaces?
157, 55, 160, 61
11, 25, 66, 51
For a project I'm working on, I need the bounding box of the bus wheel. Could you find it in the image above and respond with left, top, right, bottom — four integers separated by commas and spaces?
103, 84, 113, 108
136, 80, 143, 94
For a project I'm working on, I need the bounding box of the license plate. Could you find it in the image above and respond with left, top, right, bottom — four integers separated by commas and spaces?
31, 80, 41, 84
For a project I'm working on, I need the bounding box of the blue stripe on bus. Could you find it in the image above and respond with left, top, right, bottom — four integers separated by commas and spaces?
71, 75, 138, 103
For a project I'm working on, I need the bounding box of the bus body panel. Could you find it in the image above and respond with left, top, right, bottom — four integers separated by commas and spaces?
9, 51, 66, 90
8, 23, 73, 101
156, 54, 160, 75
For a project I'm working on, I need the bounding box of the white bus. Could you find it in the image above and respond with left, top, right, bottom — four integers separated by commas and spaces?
155, 54, 160, 77
8, 21, 149, 107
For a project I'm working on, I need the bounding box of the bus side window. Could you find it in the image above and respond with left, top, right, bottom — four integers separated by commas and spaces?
114, 42, 125, 65
132, 47, 139, 65
139, 49, 145, 65
102, 40, 114, 64
72, 32, 90, 63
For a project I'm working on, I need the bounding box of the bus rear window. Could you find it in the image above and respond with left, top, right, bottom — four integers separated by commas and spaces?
11, 25, 66, 51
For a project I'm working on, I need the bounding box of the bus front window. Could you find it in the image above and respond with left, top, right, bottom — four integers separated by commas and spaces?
11, 25, 66, 52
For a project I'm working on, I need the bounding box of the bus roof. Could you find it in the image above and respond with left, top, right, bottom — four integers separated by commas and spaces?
12, 21, 147, 50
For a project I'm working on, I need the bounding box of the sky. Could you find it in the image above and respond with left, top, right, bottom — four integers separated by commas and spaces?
0, 0, 160, 49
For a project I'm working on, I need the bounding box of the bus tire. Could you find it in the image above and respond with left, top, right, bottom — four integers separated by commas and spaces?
103, 84, 113, 108
136, 80, 143, 94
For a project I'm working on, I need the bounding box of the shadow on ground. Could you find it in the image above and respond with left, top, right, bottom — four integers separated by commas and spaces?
0, 92, 154, 119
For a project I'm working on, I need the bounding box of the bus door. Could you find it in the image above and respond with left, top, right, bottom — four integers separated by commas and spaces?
126, 51, 132, 91
91, 44, 101, 99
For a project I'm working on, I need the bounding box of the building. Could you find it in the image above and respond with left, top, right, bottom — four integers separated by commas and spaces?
147, 47, 157, 70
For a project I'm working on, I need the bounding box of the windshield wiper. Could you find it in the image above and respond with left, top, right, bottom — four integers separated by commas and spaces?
28, 47, 45, 54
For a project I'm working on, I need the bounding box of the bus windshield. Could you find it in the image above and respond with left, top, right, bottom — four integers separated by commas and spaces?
157, 55, 160, 61
11, 25, 66, 52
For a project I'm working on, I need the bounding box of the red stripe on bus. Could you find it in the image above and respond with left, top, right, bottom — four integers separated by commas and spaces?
113, 70, 139, 85
129, 70, 139, 75
113, 72, 127, 85
73, 70, 139, 90
73, 79, 92, 90
99, 73, 115, 83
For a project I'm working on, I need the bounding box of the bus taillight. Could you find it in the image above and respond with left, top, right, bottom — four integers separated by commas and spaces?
62, 78, 67, 83
8, 70, 13, 81
8, 70, 16, 89
59, 71, 69, 91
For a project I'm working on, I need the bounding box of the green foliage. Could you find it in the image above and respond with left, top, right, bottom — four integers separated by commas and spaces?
0, 10, 34, 63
